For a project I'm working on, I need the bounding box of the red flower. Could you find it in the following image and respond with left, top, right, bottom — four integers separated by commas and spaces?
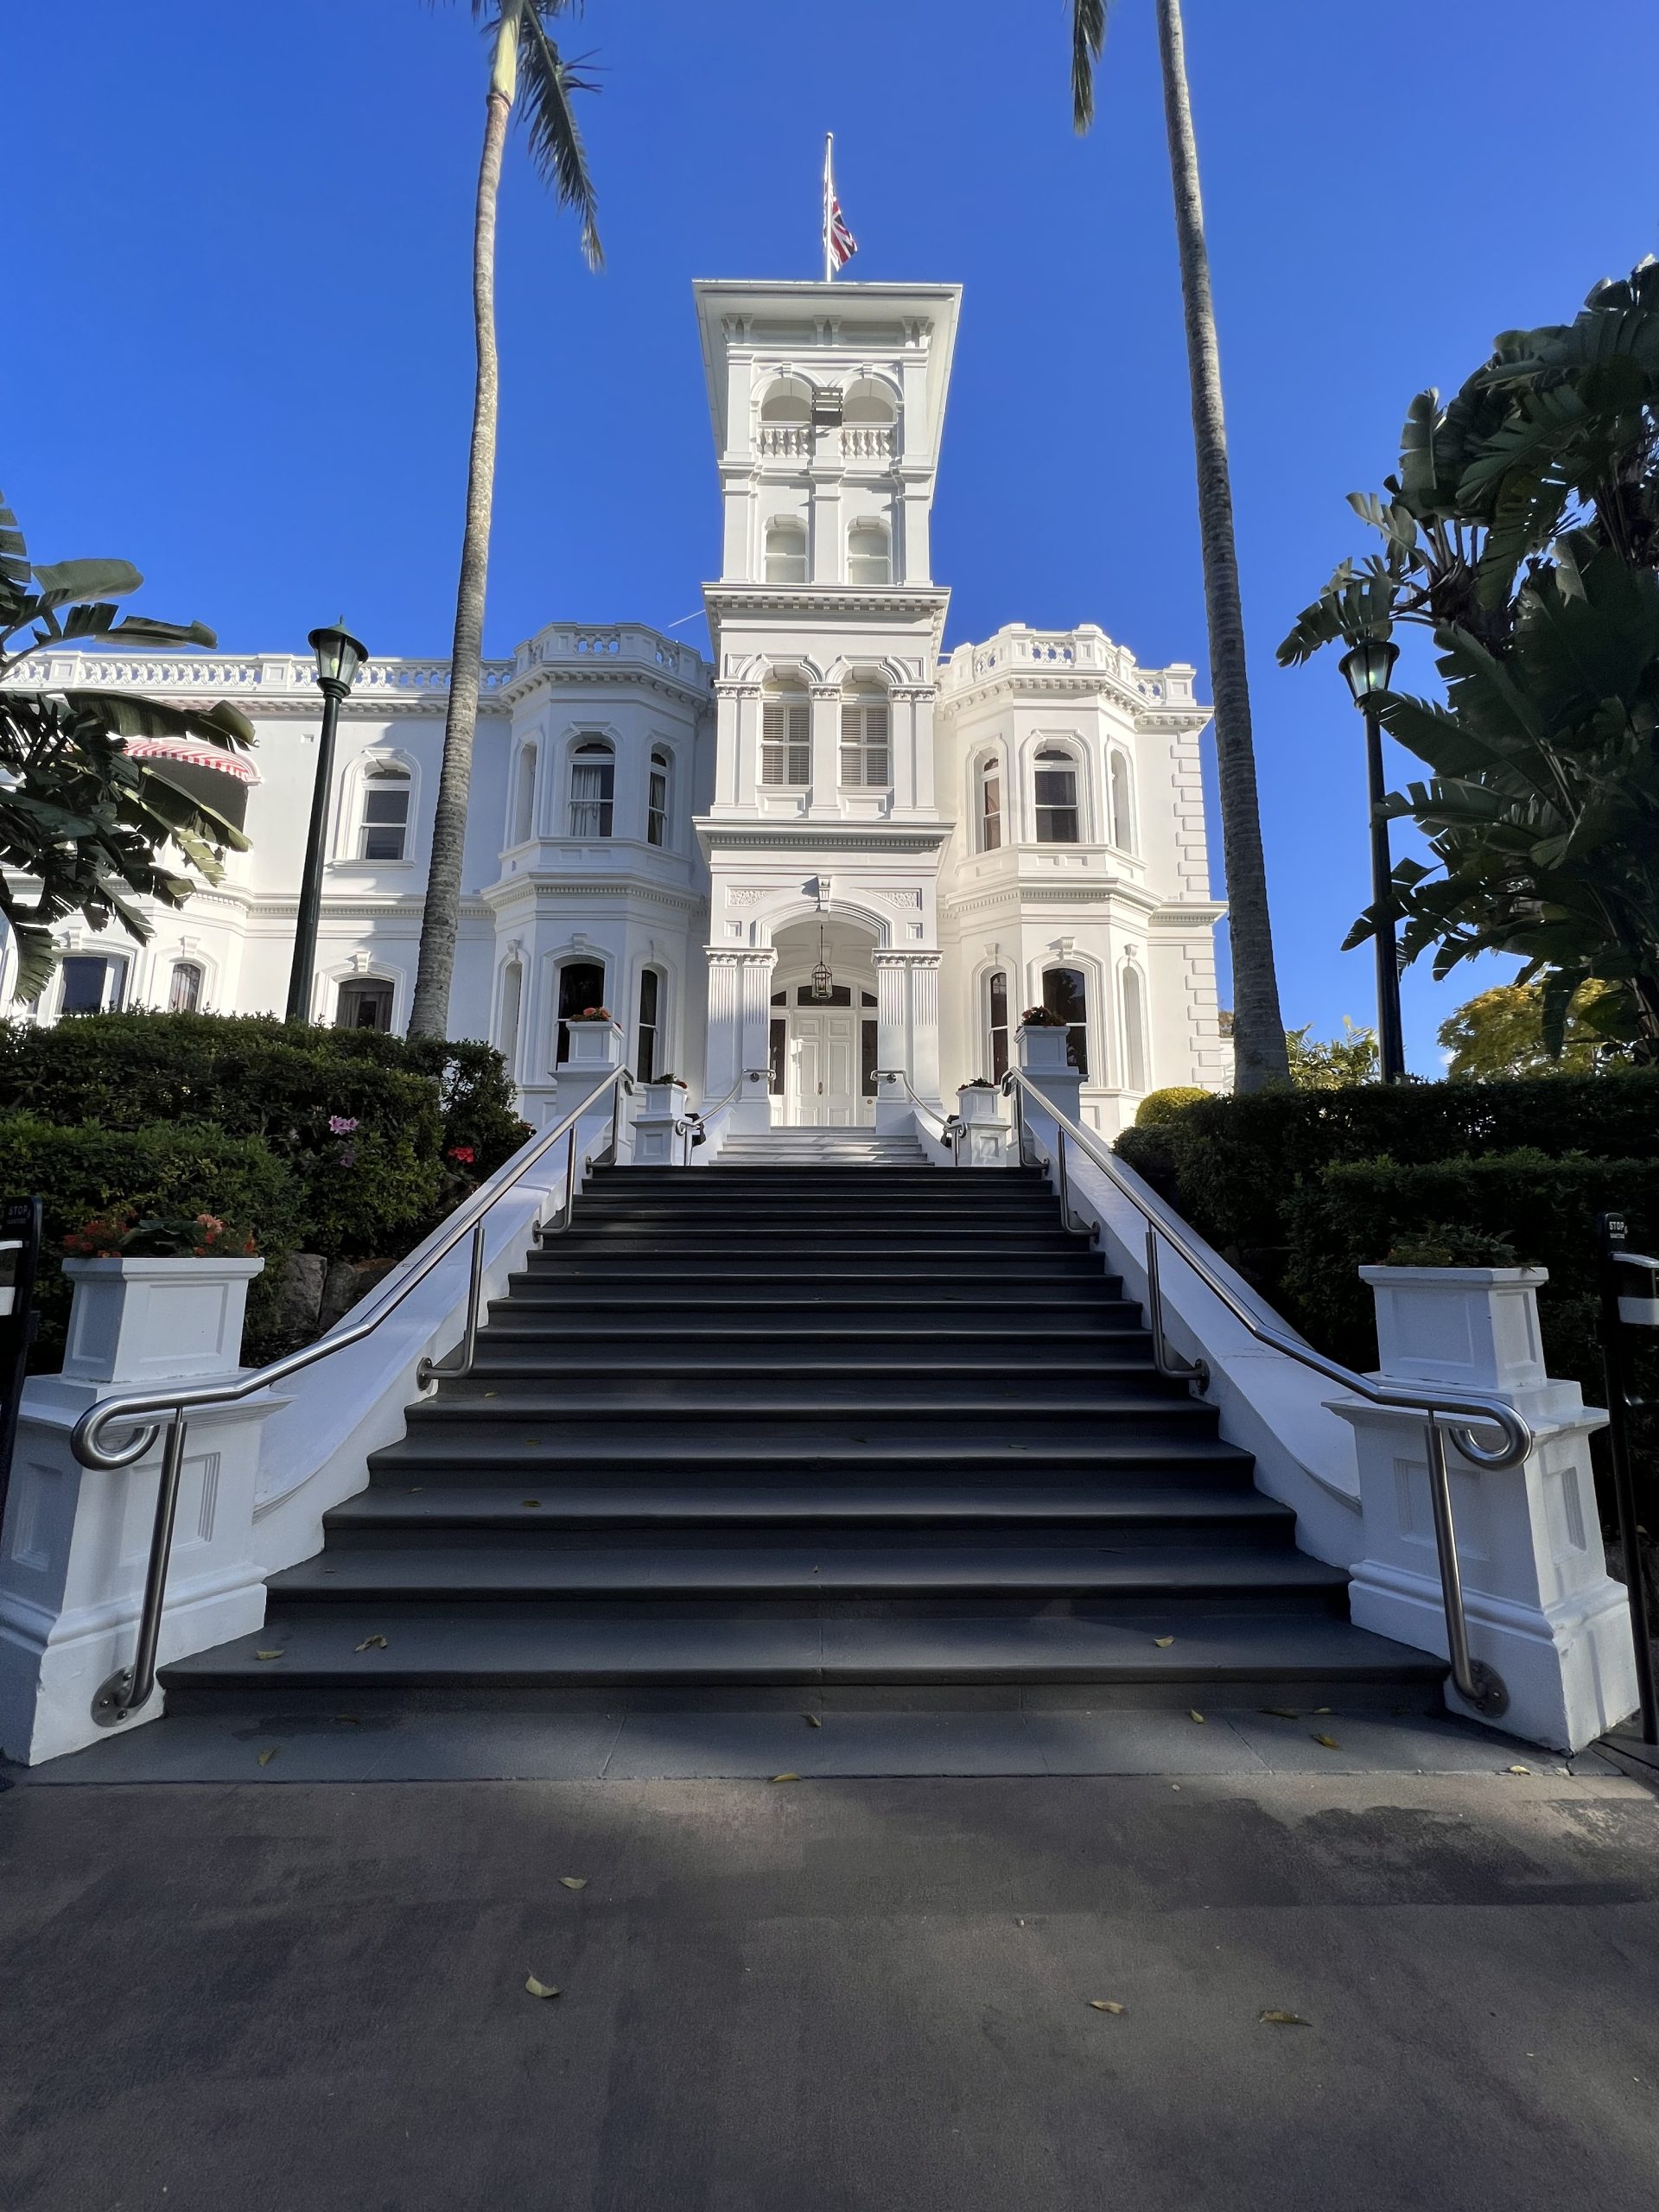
448, 1144, 477, 1166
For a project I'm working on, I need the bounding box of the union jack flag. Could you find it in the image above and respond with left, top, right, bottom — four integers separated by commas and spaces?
823, 133, 857, 277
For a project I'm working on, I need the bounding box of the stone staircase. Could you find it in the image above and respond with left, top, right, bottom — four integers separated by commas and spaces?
161, 1154, 1442, 1712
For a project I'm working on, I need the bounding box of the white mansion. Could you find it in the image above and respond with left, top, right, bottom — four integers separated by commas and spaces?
12, 278, 1230, 1133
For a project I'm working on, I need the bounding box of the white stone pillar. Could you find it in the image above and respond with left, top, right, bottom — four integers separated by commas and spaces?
873, 952, 910, 1132
809, 684, 841, 813
1328, 1264, 1639, 1752
0, 1256, 282, 1766
734, 949, 779, 1130
704, 950, 742, 1107
907, 952, 943, 1103
1016, 1020, 1084, 1128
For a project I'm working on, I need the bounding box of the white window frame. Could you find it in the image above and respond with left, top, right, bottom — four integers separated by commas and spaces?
359, 764, 413, 863
569, 738, 615, 838
761, 694, 810, 787
1033, 747, 1082, 846
765, 518, 809, 586
838, 696, 890, 788
647, 747, 671, 848
846, 519, 891, 587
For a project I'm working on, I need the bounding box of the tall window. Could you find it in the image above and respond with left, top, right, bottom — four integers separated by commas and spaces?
168, 961, 203, 1014
978, 760, 1002, 852
987, 969, 1010, 1082
556, 959, 606, 1065
499, 961, 524, 1078
510, 745, 537, 846
636, 968, 662, 1082
569, 739, 614, 836
647, 748, 670, 847
1109, 751, 1135, 853
765, 518, 808, 585
59, 954, 126, 1016
1034, 748, 1081, 844
761, 689, 810, 786
338, 979, 393, 1032
847, 519, 891, 586
1043, 965, 1089, 1078
839, 694, 890, 787
1122, 963, 1147, 1092
360, 766, 411, 861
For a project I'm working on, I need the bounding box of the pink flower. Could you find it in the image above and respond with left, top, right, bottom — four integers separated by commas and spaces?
328, 1116, 359, 1135
448, 1145, 476, 1166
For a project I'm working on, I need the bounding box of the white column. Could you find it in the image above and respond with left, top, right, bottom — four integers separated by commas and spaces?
734, 948, 778, 1131
809, 684, 841, 814
1330, 1264, 1639, 1752
704, 950, 742, 1106
873, 952, 910, 1131
907, 952, 943, 1102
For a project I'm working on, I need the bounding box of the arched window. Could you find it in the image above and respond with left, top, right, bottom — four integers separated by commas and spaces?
338, 978, 393, 1032
761, 682, 810, 787
1122, 963, 1147, 1092
977, 758, 1002, 853
842, 379, 896, 425
1109, 750, 1136, 853
847, 519, 891, 587
765, 517, 809, 585
1034, 747, 1081, 844
1042, 965, 1089, 1078
499, 960, 524, 1078
647, 747, 671, 848
556, 959, 606, 1065
760, 378, 811, 424
510, 745, 537, 846
360, 764, 412, 861
569, 739, 614, 836
839, 688, 890, 787
636, 967, 664, 1082
987, 969, 1010, 1082
168, 961, 203, 1014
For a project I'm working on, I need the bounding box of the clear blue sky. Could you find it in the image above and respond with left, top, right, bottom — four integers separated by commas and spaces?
11, 1, 1658, 1069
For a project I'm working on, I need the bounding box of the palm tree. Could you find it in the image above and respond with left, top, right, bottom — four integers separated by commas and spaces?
409, 1, 601, 1039
1072, 2, 1289, 1090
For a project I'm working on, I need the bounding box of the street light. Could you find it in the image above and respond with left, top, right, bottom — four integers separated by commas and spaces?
1338, 634, 1407, 1084
285, 619, 368, 1025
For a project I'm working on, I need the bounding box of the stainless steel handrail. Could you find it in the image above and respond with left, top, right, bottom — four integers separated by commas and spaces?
679, 1069, 771, 1162
1001, 1069, 1532, 1717
875, 1070, 963, 1165
73, 1062, 634, 1728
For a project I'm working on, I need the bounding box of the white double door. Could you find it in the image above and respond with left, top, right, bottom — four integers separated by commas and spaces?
787, 1009, 864, 1126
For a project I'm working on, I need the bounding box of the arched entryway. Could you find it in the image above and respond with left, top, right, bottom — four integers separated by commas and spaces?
767, 914, 880, 1128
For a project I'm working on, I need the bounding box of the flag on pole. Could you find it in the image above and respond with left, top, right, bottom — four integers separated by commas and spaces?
823, 133, 857, 281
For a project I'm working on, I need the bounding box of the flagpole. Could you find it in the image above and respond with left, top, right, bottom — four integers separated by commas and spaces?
823, 132, 834, 283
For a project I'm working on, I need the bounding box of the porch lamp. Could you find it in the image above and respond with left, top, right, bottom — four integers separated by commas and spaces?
1338, 633, 1407, 1084
285, 618, 369, 1025
810, 924, 835, 1002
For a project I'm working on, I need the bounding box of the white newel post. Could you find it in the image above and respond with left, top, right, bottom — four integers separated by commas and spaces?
1015, 1022, 1084, 1141
558, 1017, 633, 1166
0, 1255, 283, 1765
632, 1080, 690, 1166
1328, 1265, 1638, 1752
955, 1084, 1012, 1167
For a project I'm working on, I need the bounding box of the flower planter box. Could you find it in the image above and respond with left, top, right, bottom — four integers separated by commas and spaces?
560, 1018, 626, 1071
60, 1255, 265, 1386
1014, 1023, 1072, 1073
955, 1086, 1002, 1126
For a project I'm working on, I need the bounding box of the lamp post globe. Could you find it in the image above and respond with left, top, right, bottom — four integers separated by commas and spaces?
287, 619, 369, 1026
1339, 635, 1406, 1084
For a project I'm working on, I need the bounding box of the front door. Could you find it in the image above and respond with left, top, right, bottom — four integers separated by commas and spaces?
789, 1010, 858, 1126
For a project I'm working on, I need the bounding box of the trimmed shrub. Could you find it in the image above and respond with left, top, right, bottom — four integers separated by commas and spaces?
1134, 1086, 1210, 1128
0, 1115, 296, 1362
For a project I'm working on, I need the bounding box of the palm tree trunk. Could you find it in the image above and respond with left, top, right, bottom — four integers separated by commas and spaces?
409, 41, 513, 1039
1154, 0, 1289, 1090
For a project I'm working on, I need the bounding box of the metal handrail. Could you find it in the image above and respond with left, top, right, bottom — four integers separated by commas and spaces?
874, 1069, 963, 1164
1001, 1069, 1533, 1718
678, 1068, 771, 1162
73, 1061, 635, 1728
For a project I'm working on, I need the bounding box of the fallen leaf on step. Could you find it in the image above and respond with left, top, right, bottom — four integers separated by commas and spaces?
1153, 1637, 1173, 1648
1260, 2010, 1311, 2027
484, 1390, 497, 1398
772, 1772, 800, 1783
524, 1440, 541, 1446
522, 1499, 542, 1509
1508, 1764, 1532, 1776
1312, 1734, 1341, 1751
1088, 2000, 1126, 2015
524, 1976, 561, 2000
559, 1877, 588, 1891
254, 1650, 283, 1662
1189, 1710, 1205, 1725
257, 1746, 278, 1767
409, 1488, 423, 1495
355, 1635, 388, 1652
333, 1714, 359, 1726
1262, 1707, 1300, 1719
1313, 1707, 1332, 1715
804, 1713, 823, 1727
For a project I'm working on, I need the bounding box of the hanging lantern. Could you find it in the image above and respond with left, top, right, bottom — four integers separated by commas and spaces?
810, 924, 835, 1001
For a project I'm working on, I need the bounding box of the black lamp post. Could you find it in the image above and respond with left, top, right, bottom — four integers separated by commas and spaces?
1338, 634, 1407, 1084
285, 619, 367, 1025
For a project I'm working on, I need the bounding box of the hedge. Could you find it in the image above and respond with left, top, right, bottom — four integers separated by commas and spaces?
0, 1115, 297, 1362
0, 1014, 530, 1259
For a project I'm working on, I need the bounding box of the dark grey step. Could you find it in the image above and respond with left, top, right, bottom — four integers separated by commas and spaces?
410, 1378, 1192, 1417
159, 1607, 1442, 1696
266, 1541, 1345, 1606
498, 1287, 1131, 1313
323, 1481, 1296, 1537
454, 1345, 1161, 1380
478, 1317, 1146, 1344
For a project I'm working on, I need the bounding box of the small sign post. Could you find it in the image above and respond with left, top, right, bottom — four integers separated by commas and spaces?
0, 1195, 42, 1545
1596, 1211, 1659, 1745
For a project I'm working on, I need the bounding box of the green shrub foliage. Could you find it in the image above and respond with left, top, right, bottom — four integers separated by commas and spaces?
0, 1114, 296, 1361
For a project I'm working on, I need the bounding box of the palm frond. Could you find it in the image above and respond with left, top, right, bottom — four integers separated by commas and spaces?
517, 3, 602, 268
1071, 0, 1110, 134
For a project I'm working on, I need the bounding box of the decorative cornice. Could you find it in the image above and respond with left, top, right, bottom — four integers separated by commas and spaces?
697, 820, 950, 855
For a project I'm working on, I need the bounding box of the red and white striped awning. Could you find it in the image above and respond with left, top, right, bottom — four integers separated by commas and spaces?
122, 735, 260, 784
